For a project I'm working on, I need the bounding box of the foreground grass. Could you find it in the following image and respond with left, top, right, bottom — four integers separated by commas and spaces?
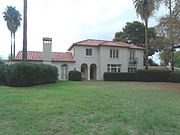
0, 81, 180, 135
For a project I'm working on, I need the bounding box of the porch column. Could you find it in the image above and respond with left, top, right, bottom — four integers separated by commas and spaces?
88, 67, 90, 80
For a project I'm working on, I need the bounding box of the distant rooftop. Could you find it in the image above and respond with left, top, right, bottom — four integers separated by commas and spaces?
68, 39, 145, 50
15, 51, 75, 62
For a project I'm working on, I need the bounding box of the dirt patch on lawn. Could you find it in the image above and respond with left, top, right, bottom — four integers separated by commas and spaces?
144, 82, 180, 92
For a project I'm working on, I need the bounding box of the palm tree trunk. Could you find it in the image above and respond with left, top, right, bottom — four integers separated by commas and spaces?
169, 0, 174, 71
13, 33, 16, 60
10, 32, 13, 62
22, 0, 27, 62
145, 19, 148, 69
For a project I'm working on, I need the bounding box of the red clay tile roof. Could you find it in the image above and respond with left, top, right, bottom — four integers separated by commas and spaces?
15, 51, 75, 62
68, 39, 145, 50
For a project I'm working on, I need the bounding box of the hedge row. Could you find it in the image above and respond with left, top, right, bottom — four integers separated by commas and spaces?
0, 62, 58, 87
135, 70, 170, 82
104, 70, 180, 83
104, 72, 135, 81
169, 72, 180, 83
68, 70, 82, 81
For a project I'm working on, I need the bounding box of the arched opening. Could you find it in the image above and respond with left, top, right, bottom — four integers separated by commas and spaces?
81, 63, 88, 80
90, 64, 97, 80
61, 64, 69, 80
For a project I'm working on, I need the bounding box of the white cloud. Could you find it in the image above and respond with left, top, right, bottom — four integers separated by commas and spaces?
0, 0, 162, 59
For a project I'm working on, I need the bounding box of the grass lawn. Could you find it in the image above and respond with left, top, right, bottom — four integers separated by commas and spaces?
0, 81, 180, 135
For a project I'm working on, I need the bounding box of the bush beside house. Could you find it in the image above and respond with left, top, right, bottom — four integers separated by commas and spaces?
104, 72, 135, 81
135, 70, 170, 82
169, 72, 180, 83
104, 70, 173, 82
68, 70, 82, 81
0, 62, 58, 87
0, 62, 7, 84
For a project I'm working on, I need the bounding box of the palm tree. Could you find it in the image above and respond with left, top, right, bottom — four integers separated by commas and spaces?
3, 6, 22, 61
22, 0, 27, 62
133, 0, 156, 69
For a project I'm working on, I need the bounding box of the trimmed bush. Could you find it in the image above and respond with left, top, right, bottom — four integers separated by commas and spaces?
104, 72, 135, 81
135, 69, 170, 82
5, 62, 58, 87
0, 63, 7, 84
169, 72, 180, 83
68, 70, 82, 81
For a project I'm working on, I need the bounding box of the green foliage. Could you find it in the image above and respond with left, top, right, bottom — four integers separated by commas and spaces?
175, 51, 180, 68
0, 63, 7, 84
0, 58, 4, 65
135, 69, 170, 82
114, 21, 145, 45
169, 71, 180, 83
156, 0, 180, 69
4, 62, 58, 87
3, 6, 22, 60
113, 21, 158, 56
104, 72, 135, 81
68, 70, 82, 81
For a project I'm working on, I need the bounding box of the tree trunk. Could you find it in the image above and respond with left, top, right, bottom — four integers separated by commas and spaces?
145, 19, 148, 69
10, 32, 12, 62
169, 0, 174, 71
22, 0, 27, 62
13, 33, 16, 60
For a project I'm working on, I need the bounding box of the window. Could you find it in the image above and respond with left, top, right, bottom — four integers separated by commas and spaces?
86, 49, 92, 56
110, 49, 119, 58
61, 64, 69, 80
130, 50, 135, 60
128, 68, 137, 73
107, 64, 121, 72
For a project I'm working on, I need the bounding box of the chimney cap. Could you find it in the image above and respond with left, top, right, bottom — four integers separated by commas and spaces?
43, 37, 52, 41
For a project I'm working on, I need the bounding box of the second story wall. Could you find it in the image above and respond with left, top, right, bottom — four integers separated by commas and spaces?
99, 46, 129, 79
73, 46, 100, 70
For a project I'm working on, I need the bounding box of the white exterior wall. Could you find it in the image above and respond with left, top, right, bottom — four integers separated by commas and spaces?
99, 46, 129, 80
136, 50, 144, 69
52, 62, 75, 80
70, 45, 144, 80
32, 44, 144, 80
73, 46, 100, 80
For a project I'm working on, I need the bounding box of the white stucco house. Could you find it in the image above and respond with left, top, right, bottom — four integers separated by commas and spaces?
15, 37, 145, 80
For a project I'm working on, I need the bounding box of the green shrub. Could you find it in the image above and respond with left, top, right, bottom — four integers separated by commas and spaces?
135, 69, 170, 82
68, 70, 82, 81
104, 72, 135, 81
169, 72, 180, 83
5, 62, 58, 87
0, 63, 7, 84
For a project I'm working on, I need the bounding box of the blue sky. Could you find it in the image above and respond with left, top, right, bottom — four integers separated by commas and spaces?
0, 0, 165, 61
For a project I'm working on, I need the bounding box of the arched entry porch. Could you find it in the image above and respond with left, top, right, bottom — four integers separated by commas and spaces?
90, 64, 97, 80
81, 63, 88, 80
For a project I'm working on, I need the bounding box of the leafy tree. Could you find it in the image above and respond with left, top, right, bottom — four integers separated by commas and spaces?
175, 51, 180, 68
155, 0, 179, 70
113, 21, 157, 56
133, 0, 156, 69
3, 6, 22, 61
23, 0, 27, 61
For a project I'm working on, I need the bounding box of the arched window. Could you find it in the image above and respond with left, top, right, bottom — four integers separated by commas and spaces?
61, 64, 69, 80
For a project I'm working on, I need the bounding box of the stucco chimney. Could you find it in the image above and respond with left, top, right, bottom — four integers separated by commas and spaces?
43, 37, 52, 64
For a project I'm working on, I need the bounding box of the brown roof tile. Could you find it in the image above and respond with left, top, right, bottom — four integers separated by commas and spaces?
68, 39, 145, 50
15, 51, 75, 62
